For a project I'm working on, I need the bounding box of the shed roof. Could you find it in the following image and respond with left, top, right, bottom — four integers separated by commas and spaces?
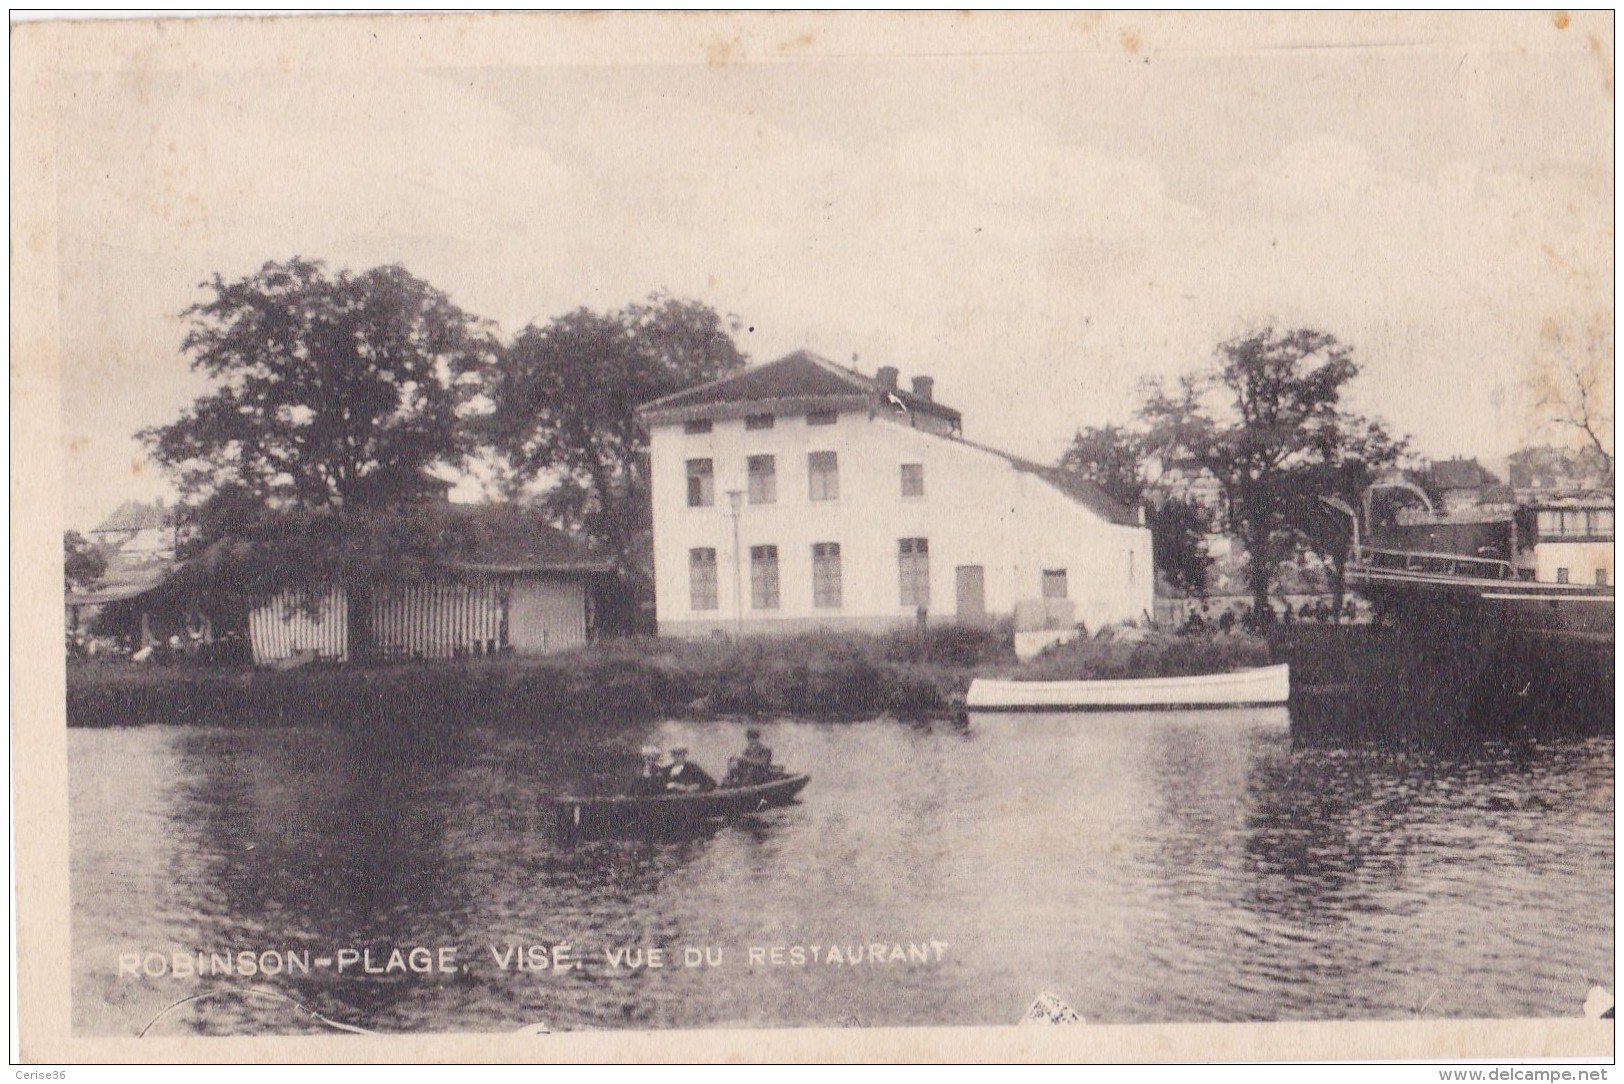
440, 504, 616, 573
960, 439, 1142, 526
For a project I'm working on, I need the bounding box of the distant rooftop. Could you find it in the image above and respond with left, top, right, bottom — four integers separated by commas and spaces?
91, 500, 171, 536
1426, 457, 1501, 491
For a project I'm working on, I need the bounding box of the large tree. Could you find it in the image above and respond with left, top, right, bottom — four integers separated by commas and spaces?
483, 293, 748, 630
140, 259, 497, 658
1057, 424, 1214, 598
142, 258, 495, 509
1141, 327, 1366, 624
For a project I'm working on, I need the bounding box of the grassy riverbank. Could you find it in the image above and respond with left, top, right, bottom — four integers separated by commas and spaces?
66, 625, 1298, 729
65, 626, 1016, 729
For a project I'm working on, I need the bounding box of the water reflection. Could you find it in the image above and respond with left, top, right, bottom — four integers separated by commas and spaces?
71, 714, 1612, 1035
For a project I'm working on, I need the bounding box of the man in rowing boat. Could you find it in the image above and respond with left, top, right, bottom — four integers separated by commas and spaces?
664, 746, 717, 793
625, 745, 669, 797
722, 727, 778, 787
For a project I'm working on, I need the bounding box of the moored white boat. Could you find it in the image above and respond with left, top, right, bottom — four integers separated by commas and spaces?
965, 663, 1289, 712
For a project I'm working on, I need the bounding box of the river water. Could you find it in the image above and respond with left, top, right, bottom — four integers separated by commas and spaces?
69, 712, 1613, 1036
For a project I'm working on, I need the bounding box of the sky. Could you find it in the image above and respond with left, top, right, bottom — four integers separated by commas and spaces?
41, 11, 1614, 531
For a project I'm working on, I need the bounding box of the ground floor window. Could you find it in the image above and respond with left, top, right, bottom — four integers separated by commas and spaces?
1557, 567, 1570, 584
750, 545, 780, 609
689, 548, 718, 610
1597, 567, 1608, 586
812, 542, 842, 608
899, 537, 929, 608
1042, 568, 1068, 598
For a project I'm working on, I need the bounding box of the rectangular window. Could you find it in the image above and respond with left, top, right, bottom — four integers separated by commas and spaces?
745, 413, 775, 431
809, 451, 839, 501
685, 458, 714, 507
747, 455, 777, 505
689, 548, 718, 610
812, 542, 843, 608
899, 537, 930, 608
1596, 567, 1609, 587
1557, 567, 1570, 584
1596, 510, 1614, 536
1538, 510, 1559, 536
750, 545, 780, 609
1042, 569, 1068, 599
900, 463, 924, 498
807, 410, 838, 426
683, 419, 713, 435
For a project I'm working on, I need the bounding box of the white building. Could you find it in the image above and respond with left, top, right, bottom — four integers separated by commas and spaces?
636, 351, 1154, 638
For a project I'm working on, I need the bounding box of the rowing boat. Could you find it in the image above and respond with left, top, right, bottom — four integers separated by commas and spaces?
965, 664, 1289, 712
552, 773, 811, 841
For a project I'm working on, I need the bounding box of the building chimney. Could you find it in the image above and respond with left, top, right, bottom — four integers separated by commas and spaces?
876, 365, 899, 390
911, 375, 934, 402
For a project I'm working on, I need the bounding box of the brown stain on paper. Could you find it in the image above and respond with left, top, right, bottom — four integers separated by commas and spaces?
707, 36, 743, 67
1552, 11, 1570, 30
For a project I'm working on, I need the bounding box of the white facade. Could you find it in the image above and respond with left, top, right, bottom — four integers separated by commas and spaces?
646, 407, 1154, 637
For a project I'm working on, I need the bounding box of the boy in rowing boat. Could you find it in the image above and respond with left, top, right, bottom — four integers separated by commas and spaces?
722, 728, 778, 787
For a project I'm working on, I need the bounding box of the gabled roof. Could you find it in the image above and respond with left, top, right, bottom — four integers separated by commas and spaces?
960, 439, 1142, 527
637, 350, 961, 425
92, 500, 170, 535
1427, 457, 1500, 490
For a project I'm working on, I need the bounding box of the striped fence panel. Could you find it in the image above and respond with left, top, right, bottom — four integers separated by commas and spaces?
248, 586, 349, 665
371, 579, 506, 660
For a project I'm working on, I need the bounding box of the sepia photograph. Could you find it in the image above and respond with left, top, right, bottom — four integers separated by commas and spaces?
12, 9, 1614, 1064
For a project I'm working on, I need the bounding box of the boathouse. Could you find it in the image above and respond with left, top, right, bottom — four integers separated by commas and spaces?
245, 506, 615, 665
635, 350, 1154, 639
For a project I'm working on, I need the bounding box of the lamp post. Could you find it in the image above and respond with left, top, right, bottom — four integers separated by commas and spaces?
727, 489, 745, 641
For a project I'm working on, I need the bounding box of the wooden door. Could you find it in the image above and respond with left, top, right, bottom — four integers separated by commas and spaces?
955, 565, 986, 621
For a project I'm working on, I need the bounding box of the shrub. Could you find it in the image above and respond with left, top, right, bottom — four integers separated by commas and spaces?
1013, 629, 1272, 682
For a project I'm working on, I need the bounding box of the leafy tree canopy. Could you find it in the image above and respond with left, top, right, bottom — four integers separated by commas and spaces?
141, 258, 496, 510
1140, 327, 1399, 622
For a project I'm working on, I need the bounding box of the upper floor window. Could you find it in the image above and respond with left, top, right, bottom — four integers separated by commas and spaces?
899, 537, 930, 608
747, 455, 777, 505
809, 451, 839, 501
812, 542, 843, 608
750, 545, 780, 609
1596, 567, 1609, 587
683, 419, 712, 435
807, 410, 838, 426
1537, 508, 1615, 539
745, 413, 775, 431
1556, 567, 1570, 584
900, 463, 924, 498
1042, 569, 1068, 599
686, 459, 714, 508
689, 548, 718, 610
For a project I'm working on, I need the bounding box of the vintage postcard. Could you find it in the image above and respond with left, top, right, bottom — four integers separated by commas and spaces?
12, 10, 1615, 1066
